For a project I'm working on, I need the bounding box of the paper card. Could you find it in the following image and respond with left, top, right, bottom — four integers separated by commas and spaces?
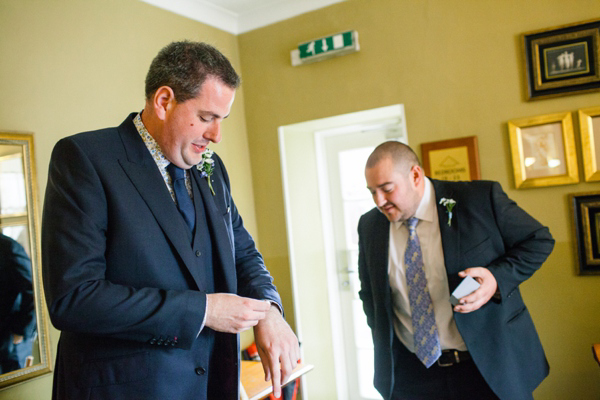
450, 276, 481, 306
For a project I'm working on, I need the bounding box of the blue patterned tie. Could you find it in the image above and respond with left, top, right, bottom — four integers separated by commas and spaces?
167, 163, 195, 234
405, 217, 441, 368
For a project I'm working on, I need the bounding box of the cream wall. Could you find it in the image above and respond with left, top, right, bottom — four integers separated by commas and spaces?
0, 0, 256, 398
2, 0, 600, 399
238, 0, 600, 399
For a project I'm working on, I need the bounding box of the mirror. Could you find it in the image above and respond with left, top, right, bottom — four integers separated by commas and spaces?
0, 132, 52, 389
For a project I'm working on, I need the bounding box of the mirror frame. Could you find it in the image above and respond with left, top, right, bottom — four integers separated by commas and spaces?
0, 132, 52, 389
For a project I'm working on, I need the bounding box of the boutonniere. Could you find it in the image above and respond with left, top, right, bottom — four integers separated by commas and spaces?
439, 198, 456, 226
196, 149, 215, 195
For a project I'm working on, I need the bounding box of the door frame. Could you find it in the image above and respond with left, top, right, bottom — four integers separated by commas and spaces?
278, 105, 406, 399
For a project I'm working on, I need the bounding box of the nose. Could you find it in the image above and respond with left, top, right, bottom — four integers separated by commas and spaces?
373, 191, 385, 207
205, 120, 222, 143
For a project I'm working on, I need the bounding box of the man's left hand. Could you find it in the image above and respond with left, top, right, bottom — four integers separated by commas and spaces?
453, 267, 498, 313
254, 307, 300, 399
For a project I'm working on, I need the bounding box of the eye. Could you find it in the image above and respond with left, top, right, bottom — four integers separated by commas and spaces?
382, 185, 393, 193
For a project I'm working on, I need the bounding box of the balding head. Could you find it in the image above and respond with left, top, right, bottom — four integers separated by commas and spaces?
365, 141, 425, 222
366, 141, 421, 174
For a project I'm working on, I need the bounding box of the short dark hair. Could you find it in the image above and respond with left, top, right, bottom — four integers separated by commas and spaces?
145, 41, 241, 102
366, 141, 421, 173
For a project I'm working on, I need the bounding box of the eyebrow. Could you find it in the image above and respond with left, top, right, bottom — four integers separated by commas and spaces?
199, 111, 230, 120
366, 181, 393, 190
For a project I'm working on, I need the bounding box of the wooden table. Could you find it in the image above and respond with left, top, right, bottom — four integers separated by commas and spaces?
240, 361, 314, 400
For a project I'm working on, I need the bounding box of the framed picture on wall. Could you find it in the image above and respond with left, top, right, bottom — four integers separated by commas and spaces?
508, 111, 579, 188
570, 192, 600, 275
578, 106, 600, 182
522, 18, 600, 100
420, 136, 481, 181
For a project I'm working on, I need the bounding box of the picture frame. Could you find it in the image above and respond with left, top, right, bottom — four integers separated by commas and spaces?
522, 18, 600, 100
569, 191, 600, 275
508, 111, 579, 188
577, 106, 600, 182
421, 136, 480, 181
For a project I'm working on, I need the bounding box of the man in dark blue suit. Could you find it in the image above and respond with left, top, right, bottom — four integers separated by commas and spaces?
358, 141, 554, 399
42, 41, 299, 400
0, 233, 36, 374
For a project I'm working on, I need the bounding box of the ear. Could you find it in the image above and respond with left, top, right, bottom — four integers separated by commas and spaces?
152, 86, 176, 121
410, 165, 425, 187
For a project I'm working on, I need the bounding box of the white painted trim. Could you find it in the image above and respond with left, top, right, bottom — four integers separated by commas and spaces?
237, 0, 345, 33
140, 0, 239, 34
279, 104, 406, 400
140, 0, 346, 35
313, 130, 350, 400
277, 126, 308, 399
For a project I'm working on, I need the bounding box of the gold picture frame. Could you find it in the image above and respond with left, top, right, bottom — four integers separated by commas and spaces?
569, 191, 600, 275
522, 18, 600, 100
421, 136, 481, 181
508, 111, 579, 188
577, 106, 600, 182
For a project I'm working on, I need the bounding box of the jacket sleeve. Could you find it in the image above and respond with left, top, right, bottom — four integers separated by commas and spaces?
357, 215, 375, 329
211, 154, 282, 310
485, 182, 555, 299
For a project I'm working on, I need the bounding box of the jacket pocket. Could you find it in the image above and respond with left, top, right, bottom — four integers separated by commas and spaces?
79, 351, 149, 388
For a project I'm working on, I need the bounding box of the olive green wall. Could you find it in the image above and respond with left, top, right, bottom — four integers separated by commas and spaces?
0, 0, 255, 398
238, 0, 600, 398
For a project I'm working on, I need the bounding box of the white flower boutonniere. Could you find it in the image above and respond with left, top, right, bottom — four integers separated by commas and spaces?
439, 198, 456, 226
197, 149, 215, 195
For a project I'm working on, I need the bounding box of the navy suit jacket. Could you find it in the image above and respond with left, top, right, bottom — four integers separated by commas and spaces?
0, 233, 35, 340
42, 113, 281, 400
358, 179, 554, 400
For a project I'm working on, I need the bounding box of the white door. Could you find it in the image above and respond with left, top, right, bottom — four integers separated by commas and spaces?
317, 125, 403, 400
279, 105, 407, 400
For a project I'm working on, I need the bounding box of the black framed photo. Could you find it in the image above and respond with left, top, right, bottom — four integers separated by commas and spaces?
522, 18, 600, 100
570, 192, 600, 275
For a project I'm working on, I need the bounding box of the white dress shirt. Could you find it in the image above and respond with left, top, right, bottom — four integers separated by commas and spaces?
388, 178, 467, 352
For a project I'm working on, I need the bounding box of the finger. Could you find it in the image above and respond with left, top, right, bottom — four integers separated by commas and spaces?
245, 298, 272, 311
279, 352, 294, 385
271, 360, 282, 399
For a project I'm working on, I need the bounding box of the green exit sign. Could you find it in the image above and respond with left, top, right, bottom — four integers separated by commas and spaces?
291, 30, 359, 66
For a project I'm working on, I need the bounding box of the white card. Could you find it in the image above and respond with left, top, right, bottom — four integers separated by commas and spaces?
450, 276, 481, 306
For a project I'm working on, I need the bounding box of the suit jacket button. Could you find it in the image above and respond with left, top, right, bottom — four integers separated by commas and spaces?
196, 250, 201, 257
195, 367, 206, 375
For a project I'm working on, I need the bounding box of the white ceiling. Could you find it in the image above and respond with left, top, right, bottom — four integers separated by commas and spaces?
141, 0, 346, 35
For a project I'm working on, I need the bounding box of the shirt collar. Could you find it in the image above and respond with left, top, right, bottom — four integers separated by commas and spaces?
133, 112, 170, 171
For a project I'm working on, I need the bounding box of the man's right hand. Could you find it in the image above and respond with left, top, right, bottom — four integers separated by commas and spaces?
205, 293, 271, 333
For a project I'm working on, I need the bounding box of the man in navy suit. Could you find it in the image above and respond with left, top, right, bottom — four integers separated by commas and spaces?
358, 141, 554, 399
0, 233, 36, 374
42, 41, 299, 400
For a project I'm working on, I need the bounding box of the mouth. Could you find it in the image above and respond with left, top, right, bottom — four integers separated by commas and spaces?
380, 205, 396, 215
191, 143, 207, 153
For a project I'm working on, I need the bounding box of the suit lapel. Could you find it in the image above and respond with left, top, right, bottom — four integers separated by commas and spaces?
116, 116, 205, 290
432, 180, 461, 277
191, 166, 237, 293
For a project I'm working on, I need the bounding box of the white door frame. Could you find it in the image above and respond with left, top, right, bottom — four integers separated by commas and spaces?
278, 105, 406, 399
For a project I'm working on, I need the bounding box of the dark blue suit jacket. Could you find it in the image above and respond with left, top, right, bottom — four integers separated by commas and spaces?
0, 233, 36, 373
358, 179, 554, 400
42, 113, 281, 400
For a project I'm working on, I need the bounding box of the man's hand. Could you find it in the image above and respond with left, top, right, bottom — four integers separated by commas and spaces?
254, 308, 300, 399
12, 334, 24, 345
205, 293, 271, 333
453, 267, 498, 313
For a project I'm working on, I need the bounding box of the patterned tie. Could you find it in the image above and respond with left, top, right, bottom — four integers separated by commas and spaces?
167, 163, 195, 234
405, 217, 441, 368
